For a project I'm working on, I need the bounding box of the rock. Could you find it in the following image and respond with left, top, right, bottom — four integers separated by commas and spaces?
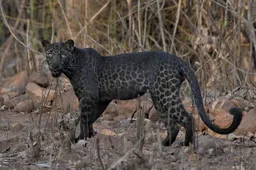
54, 132, 61, 140
5, 94, 28, 109
0, 71, 28, 94
193, 113, 208, 132
148, 107, 159, 122
227, 133, 237, 141
116, 99, 137, 117
53, 88, 79, 112
119, 119, 132, 127
197, 135, 225, 156
11, 123, 24, 132
26, 165, 42, 170
75, 156, 91, 169
7, 87, 26, 99
185, 100, 239, 135
29, 71, 50, 88
0, 105, 8, 111
100, 129, 117, 136
114, 115, 126, 121
185, 105, 208, 132
235, 108, 256, 135
211, 109, 234, 128
14, 100, 35, 112
101, 120, 114, 126
102, 114, 114, 121
2, 94, 10, 104
188, 153, 198, 161
72, 140, 87, 150
230, 98, 244, 108
208, 98, 237, 114
44, 143, 59, 156
103, 101, 118, 119
207, 148, 215, 155
26, 82, 56, 105
104, 97, 154, 120
207, 108, 235, 138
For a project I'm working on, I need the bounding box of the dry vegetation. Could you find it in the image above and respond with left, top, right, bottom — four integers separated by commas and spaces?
0, 0, 256, 169
0, 0, 256, 89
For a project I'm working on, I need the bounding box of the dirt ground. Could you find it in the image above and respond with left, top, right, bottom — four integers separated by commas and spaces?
0, 110, 255, 170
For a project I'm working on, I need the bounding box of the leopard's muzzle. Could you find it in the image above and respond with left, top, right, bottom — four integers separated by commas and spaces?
49, 66, 62, 78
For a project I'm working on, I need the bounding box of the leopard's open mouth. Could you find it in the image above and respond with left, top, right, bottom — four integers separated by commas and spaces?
51, 70, 62, 78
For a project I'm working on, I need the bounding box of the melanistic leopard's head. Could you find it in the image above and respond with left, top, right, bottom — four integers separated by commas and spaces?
41, 39, 74, 78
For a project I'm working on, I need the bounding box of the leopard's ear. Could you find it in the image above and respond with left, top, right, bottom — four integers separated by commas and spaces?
65, 39, 74, 51
42, 40, 50, 48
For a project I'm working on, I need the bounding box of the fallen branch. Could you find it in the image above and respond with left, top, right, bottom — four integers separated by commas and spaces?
108, 135, 144, 170
96, 138, 106, 170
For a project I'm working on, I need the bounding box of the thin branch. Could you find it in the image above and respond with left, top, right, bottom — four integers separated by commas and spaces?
74, 0, 110, 40
0, 0, 24, 74
96, 138, 106, 170
57, 0, 73, 38
170, 0, 181, 53
157, 0, 166, 52
85, 34, 111, 54
0, 0, 42, 54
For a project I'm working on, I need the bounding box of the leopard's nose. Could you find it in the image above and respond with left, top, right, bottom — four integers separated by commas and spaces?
50, 64, 60, 70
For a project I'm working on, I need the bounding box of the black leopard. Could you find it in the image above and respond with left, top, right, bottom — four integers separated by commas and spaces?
42, 39, 243, 146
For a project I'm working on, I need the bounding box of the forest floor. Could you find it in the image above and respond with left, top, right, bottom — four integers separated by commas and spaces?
0, 109, 255, 170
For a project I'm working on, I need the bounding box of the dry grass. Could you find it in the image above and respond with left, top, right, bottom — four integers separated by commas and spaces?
0, 0, 255, 93
0, 0, 256, 169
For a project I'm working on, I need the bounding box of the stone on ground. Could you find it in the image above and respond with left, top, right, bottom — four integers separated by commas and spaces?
29, 71, 50, 88
26, 82, 56, 105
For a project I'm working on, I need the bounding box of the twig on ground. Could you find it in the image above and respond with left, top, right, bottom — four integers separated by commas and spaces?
156, 123, 162, 156
96, 138, 106, 170
108, 135, 145, 170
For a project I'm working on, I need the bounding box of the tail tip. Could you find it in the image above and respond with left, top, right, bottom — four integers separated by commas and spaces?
229, 107, 243, 118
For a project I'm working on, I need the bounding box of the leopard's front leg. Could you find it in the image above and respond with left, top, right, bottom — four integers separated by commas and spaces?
77, 95, 98, 141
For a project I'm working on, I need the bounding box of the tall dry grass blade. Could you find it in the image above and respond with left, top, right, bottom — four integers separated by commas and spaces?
157, 0, 166, 52
170, 0, 181, 53
0, 0, 41, 54
127, 0, 133, 51
0, 0, 25, 74
137, 0, 142, 51
142, 2, 149, 49
57, 0, 73, 38
74, 0, 110, 40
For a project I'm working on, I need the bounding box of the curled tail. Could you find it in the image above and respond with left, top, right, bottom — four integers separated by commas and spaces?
179, 62, 243, 134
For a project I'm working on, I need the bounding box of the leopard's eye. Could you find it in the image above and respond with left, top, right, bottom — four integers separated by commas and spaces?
61, 55, 67, 59
47, 53, 53, 58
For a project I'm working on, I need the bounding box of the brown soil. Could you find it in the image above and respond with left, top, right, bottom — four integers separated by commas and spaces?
0, 110, 255, 170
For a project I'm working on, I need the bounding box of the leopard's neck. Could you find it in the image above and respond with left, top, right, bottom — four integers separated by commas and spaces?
62, 47, 101, 99
62, 47, 84, 80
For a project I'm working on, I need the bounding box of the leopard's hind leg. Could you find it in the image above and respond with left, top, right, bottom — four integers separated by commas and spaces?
150, 78, 194, 146
150, 91, 180, 146
162, 119, 180, 146
165, 92, 194, 146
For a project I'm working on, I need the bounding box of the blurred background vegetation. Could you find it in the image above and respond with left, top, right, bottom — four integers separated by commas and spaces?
0, 0, 255, 95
